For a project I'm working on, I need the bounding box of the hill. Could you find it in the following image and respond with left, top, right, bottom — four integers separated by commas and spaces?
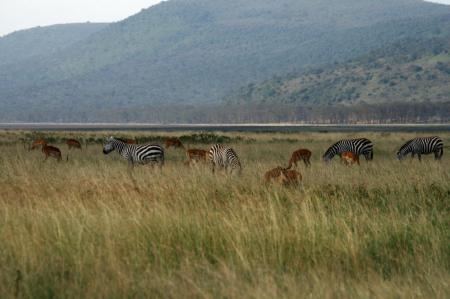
0, 23, 108, 66
1, 0, 450, 122
227, 37, 450, 106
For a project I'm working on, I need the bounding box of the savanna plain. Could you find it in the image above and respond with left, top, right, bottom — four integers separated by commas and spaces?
0, 130, 449, 299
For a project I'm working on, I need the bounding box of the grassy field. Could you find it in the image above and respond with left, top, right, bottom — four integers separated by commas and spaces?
0, 130, 449, 298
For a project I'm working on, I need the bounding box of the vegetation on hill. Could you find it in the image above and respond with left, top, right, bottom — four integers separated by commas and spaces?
227, 36, 450, 106
3, 35, 449, 124
1, 1, 450, 122
216, 35, 450, 123
0, 23, 108, 66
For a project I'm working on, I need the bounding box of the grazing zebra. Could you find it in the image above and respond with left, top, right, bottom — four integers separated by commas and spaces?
323, 138, 373, 162
397, 136, 443, 161
208, 144, 242, 174
103, 137, 164, 167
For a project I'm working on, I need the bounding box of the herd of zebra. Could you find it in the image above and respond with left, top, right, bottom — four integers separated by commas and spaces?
30, 136, 445, 181
100, 135, 444, 185
100, 136, 443, 165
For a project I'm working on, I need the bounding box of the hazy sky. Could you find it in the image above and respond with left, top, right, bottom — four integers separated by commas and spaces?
0, 0, 163, 37
428, 0, 450, 4
1, 0, 450, 37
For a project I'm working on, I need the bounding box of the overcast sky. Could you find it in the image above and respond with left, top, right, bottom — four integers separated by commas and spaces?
0, 0, 163, 37
1, 0, 450, 37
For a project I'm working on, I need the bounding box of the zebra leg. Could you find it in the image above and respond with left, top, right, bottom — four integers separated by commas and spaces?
128, 159, 135, 169
435, 149, 443, 160
158, 158, 164, 170
418, 154, 422, 162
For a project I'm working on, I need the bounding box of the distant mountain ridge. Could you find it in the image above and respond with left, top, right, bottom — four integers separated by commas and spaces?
0, 23, 108, 66
1, 0, 450, 122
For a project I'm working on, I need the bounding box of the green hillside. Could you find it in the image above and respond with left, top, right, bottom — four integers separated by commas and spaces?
1, 0, 450, 122
0, 23, 108, 66
227, 37, 450, 106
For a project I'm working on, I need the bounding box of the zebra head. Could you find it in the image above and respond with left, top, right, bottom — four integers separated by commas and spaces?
103, 136, 116, 155
322, 148, 334, 163
396, 149, 406, 161
396, 139, 413, 160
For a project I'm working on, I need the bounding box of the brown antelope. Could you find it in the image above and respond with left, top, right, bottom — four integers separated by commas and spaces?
116, 138, 137, 144
340, 151, 360, 166
165, 137, 184, 149
185, 149, 208, 166
30, 139, 47, 150
42, 145, 62, 162
264, 166, 284, 184
287, 148, 312, 168
280, 169, 302, 187
66, 138, 82, 150
264, 166, 302, 187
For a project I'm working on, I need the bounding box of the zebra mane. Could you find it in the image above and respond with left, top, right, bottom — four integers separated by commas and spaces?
104, 137, 127, 152
114, 137, 129, 144
106, 137, 125, 144
398, 139, 415, 153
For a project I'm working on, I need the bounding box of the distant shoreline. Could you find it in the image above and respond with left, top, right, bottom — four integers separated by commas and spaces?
1, 123, 450, 132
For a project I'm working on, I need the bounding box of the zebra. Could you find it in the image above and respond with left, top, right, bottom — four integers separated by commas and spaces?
102, 137, 164, 167
208, 144, 242, 174
397, 136, 443, 161
323, 138, 373, 162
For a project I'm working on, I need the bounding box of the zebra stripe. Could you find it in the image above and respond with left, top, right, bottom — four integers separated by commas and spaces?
323, 138, 373, 162
397, 136, 443, 161
208, 144, 242, 174
103, 137, 164, 166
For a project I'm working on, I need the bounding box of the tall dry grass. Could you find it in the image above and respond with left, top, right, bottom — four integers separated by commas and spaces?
0, 131, 449, 298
